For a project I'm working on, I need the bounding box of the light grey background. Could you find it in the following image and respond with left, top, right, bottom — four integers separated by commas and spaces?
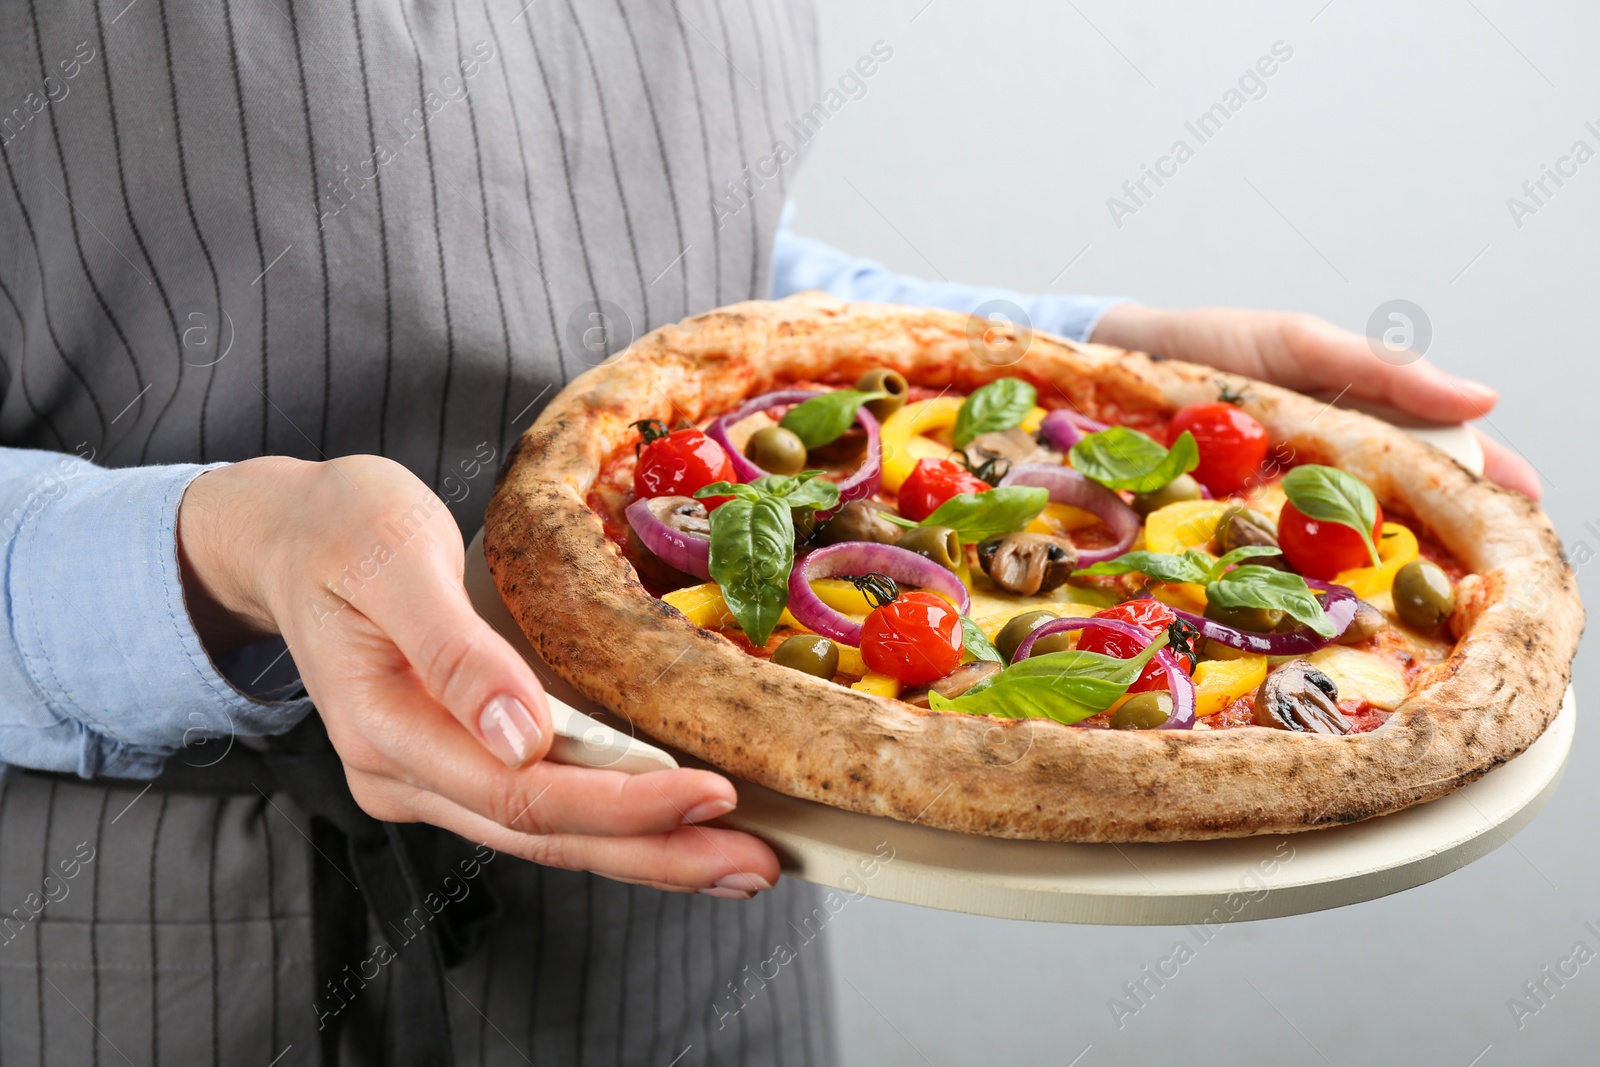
787, 2, 1599, 1065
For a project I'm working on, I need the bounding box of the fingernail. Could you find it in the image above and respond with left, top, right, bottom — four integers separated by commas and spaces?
1449, 376, 1497, 402
479, 695, 541, 768
698, 886, 754, 900
681, 798, 735, 825
714, 872, 773, 893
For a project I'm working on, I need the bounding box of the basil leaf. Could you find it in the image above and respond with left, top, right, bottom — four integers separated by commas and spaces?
778, 390, 885, 449
1215, 544, 1283, 568
1280, 464, 1381, 567
695, 481, 761, 502
953, 378, 1036, 448
916, 486, 1049, 542
1069, 427, 1199, 492
706, 494, 795, 646
1073, 549, 1217, 584
959, 616, 1003, 663
928, 633, 1168, 723
1206, 565, 1335, 637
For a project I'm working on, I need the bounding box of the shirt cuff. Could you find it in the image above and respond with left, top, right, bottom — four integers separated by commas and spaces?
7, 459, 313, 778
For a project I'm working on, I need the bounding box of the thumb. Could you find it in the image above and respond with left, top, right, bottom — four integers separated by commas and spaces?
363, 560, 554, 769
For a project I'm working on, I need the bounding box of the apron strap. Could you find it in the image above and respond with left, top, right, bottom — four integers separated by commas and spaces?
259, 714, 499, 1067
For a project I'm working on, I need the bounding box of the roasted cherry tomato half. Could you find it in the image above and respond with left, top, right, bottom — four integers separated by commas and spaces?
860, 591, 964, 687
1169, 402, 1270, 496
897, 458, 990, 523
1076, 599, 1192, 694
1278, 501, 1384, 580
632, 420, 736, 507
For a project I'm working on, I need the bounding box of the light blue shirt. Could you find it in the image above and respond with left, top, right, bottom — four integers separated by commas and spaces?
0, 210, 1125, 780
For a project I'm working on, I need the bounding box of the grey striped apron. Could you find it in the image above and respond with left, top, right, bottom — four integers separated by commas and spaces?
0, 1, 839, 1063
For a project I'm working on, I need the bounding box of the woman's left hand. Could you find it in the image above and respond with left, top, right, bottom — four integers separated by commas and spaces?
1090, 305, 1541, 500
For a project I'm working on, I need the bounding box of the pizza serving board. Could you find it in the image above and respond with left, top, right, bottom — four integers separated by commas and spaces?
466, 421, 1575, 924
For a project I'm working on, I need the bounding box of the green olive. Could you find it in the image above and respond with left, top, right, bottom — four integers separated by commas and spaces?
745, 425, 807, 474
1027, 631, 1077, 658
1130, 473, 1203, 517
856, 368, 909, 421
1111, 691, 1173, 730
995, 610, 1059, 663
896, 525, 962, 571
1204, 599, 1284, 634
1392, 559, 1455, 629
771, 635, 840, 679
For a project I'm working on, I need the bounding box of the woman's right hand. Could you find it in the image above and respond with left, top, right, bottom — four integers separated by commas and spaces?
175, 454, 778, 899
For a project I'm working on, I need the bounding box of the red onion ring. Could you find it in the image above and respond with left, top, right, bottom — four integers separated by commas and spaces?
624, 497, 711, 580
1160, 578, 1358, 655
1038, 409, 1109, 451
705, 389, 882, 508
788, 542, 971, 646
1012, 615, 1195, 730
999, 463, 1140, 565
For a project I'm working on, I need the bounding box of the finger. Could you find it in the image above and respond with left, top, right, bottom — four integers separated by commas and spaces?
356, 666, 742, 837
1288, 319, 1500, 424
353, 543, 554, 769
379, 779, 781, 896
1474, 427, 1543, 501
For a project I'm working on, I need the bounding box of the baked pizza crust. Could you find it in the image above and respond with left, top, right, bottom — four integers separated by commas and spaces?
485, 293, 1583, 842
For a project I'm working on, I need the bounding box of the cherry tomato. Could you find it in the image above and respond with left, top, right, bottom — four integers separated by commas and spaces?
897, 458, 990, 523
860, 591, 964, 686
1169, 402, 1270, 496
632, 420, 736, 507
1076, 599, 1192, 694
1279, 501, 1384, 580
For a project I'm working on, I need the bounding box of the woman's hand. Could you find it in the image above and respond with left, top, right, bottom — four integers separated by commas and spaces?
175, 454, 778, 898
1090, 305, 1541, 500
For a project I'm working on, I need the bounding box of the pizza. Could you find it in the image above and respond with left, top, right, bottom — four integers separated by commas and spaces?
484, 293, 1582, 842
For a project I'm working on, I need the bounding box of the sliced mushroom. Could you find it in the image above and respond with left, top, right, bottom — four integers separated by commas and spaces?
644, 495, 711, 536
1253, 660, 1349, 734
976, 532, 1078, 596
1336, 599, 1388, 645
899, 661, 1002, 708
965, 427, 1060, 472
628, 495, 711, 588
815, 499, 902, 545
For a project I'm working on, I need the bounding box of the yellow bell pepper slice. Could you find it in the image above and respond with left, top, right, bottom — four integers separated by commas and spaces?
851, 672, 900, 698
1142, 500, 1231, 555
1192, 655, 1268, 716
1026, 500, 1102, 535
835, 643, 868, 678
878, 399, 1050, 491
661, 583, 804, 631
1333, 522, 1419, 600
1151, 581, 1208, 615
880, 397, 963, 491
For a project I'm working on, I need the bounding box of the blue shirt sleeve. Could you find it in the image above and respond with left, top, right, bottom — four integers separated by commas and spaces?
0, 447, 312, 780
770, 201, 1134, 342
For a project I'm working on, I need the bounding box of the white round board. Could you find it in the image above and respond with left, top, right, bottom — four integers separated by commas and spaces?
466, 420, 1574, 923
